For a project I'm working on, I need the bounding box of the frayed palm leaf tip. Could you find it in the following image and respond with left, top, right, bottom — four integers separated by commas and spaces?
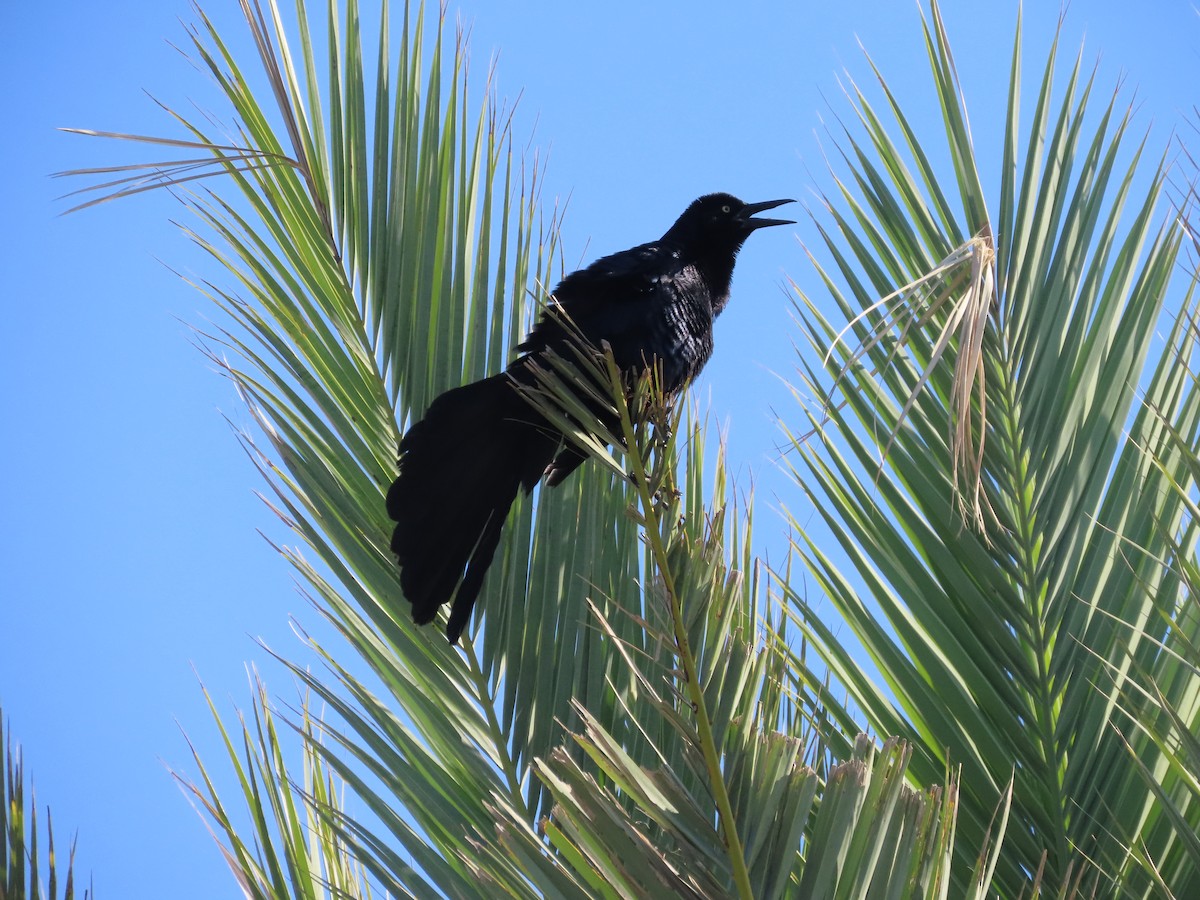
824, 228, 999, 536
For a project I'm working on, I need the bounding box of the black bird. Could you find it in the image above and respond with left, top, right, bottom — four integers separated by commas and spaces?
387, 192, 794, 642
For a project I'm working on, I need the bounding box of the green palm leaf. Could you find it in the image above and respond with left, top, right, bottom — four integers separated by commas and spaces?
784, 2, 1200, 895
2, 706, 90, 900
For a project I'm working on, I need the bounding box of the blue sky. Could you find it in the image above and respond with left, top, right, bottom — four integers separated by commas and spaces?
2, 1, 1196, 895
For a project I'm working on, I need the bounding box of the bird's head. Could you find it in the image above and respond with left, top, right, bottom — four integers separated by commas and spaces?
661, 193, 794, 310
664, 192, 795, 253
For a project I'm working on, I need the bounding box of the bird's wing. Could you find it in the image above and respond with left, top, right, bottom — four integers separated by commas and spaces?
515, 240, 685, 357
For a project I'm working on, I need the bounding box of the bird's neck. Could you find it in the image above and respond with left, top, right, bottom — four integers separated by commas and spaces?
693, 246, 739, 316
660, 227, 743, 316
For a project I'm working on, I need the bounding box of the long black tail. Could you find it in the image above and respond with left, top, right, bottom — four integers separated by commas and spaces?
386, 373, 558, 642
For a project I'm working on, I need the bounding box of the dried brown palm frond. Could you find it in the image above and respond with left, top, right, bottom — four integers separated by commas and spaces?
824, 227, 998, 533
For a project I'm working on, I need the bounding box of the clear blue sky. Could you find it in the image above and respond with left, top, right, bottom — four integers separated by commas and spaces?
2, 1, 1196, 895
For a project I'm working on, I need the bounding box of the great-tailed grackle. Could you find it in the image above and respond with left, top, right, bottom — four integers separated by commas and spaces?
387, 192, 794, 642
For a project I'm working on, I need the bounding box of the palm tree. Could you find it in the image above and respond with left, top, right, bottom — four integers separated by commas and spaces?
63, 0, 1198, 896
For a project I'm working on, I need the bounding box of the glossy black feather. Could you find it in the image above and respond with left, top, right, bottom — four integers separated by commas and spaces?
387, 192, 793, 642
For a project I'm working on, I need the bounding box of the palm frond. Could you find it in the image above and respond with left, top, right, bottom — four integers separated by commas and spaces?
177, 676, 379, 899
2, 706, 91, 900
782, 1, 1200, 894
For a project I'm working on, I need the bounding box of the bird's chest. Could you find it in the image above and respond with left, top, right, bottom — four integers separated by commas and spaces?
638, 272, 715, 392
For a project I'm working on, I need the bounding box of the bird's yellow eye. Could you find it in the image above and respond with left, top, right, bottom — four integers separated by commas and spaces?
721, 204, 731, 214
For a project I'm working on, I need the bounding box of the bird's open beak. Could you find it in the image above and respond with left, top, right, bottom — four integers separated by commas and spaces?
739, 198, 796, 230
